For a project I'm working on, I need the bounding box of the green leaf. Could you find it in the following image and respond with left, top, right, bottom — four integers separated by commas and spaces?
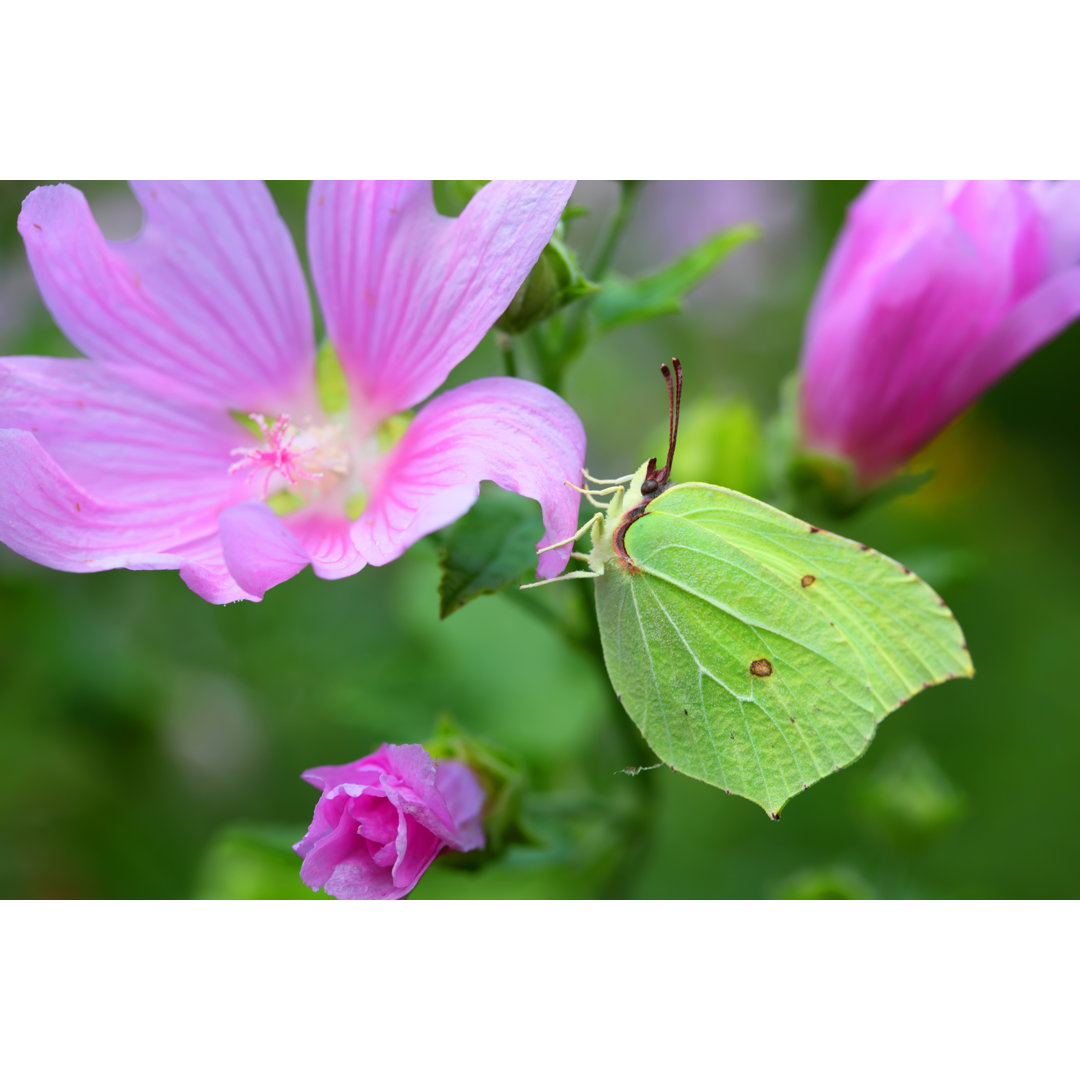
592, 223, 759, 333
193, 823, 323, 900
437, 484, 545, 618
593, 483, 973, 817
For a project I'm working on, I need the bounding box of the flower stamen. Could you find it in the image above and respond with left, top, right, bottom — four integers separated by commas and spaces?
229, 414, 346, 498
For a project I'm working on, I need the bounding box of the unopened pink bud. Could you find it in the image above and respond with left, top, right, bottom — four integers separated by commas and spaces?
799, 180, 1080, 486
294, 743, 485, 900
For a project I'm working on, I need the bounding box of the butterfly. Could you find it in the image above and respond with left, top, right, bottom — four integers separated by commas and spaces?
528, 359, 973, 816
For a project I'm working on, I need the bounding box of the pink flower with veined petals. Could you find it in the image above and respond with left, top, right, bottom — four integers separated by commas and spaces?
294, 743, 485, 900
799, 180, 1080, 486
0, 181, 585, 602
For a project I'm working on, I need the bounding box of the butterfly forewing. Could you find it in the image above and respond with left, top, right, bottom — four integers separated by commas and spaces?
594, 483, 973, 816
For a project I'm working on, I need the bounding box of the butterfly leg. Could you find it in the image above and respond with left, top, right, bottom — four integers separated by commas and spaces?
520, 568, 601, 590
583, 468, 636, 486
536, 513, 604, 555
564, 479, 625, 509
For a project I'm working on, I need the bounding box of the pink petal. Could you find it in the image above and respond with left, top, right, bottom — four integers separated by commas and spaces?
389, 815, 445, 895
19, 182, 315, 411
294, 785, 350, 858
352, 377, 586, 578
379, 743, 439, 793
174, 533, 260, 604
434, 760, 486, 852
298, 808, 375, 896
375, 745, 480, 848
300, 764, 383, 793
217, 501, 312, 598
946, 180, 1047, 301
285, 511, 367, 581
307, 181, 574, 419
935, 264, 1080, 422
0, 427, 188, 571
1028, 180, 1080, 271
802, 211, 1001, 479
0, 429, 254, 602
217, 502, 369, 598
0, 355, 238, 504
807, 181, 947, 335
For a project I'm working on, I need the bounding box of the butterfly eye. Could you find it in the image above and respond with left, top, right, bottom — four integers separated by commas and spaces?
641, 478, 659, 495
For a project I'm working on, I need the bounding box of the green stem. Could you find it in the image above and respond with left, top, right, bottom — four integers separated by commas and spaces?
588, 179, 645, 282
571, 572, 660, 897
534, 181, 647, 394
497, 332, 518, 378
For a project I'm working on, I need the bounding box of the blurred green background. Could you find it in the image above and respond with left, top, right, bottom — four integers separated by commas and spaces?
1, 180, 1076, 899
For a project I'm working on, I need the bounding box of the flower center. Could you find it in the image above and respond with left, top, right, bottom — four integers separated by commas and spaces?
229, 414, 349, 499
228, 409, 413, 518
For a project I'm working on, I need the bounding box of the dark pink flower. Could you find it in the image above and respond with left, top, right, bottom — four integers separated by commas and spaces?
294, 743, 484, 900
800, 180, 1080, 485
0, 181, 584, 601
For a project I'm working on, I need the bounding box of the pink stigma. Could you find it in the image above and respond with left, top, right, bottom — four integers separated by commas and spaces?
229, 414, 323, 497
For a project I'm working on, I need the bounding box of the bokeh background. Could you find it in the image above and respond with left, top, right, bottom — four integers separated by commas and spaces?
1, 180, 1077, 899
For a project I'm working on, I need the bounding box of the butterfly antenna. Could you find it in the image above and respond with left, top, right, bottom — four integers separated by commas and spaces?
659, 357, 682, 483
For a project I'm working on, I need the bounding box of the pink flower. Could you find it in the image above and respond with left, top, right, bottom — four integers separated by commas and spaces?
0, 181, 584, 602
294, 743, 485, 900
799, 180, 1080, 485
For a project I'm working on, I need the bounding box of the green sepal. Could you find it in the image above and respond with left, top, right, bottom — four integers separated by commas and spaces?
229, 408, 262, 437
426, 715, 533, 858
495, 229, 599, 336
436, 483, 544, 618
266, 490, 305, 516
592, 222, 759, 332
769, 373, 934, 519
432, 180, 488, 217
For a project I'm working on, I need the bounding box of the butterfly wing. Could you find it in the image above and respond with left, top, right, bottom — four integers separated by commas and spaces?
594, 483, 973, 816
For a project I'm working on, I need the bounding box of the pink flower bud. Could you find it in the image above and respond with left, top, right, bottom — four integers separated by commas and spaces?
799, 180, 1080, 486
294, 743, 485, 900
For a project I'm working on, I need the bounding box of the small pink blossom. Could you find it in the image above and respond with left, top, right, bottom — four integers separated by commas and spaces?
294, 743, 485, 900
799, 180, 1080, 485
0, 181, 584, 601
